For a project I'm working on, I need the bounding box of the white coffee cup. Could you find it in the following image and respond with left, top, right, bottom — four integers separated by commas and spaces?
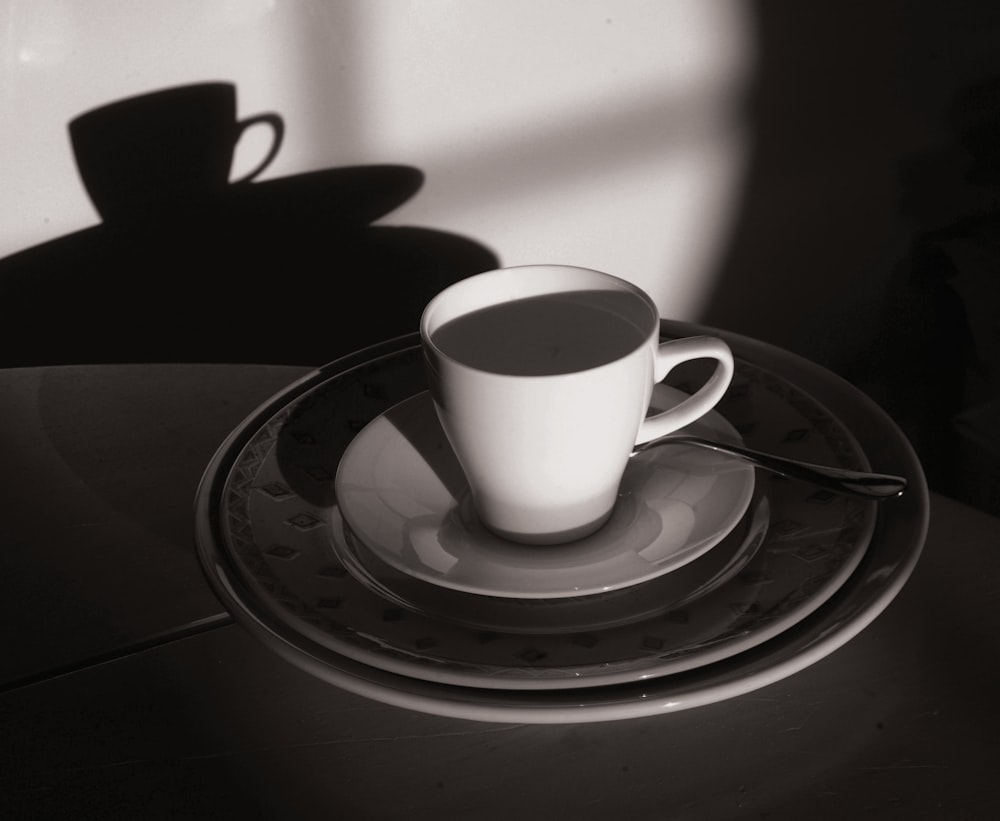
420, 264, 734, 545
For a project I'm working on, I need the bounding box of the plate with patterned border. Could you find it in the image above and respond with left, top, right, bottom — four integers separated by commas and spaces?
197, 338, 877, 691
196, 328, 926, 722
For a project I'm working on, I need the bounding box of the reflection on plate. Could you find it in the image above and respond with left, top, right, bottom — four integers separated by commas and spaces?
199, 342, 880, 694
335, 387, 756, 599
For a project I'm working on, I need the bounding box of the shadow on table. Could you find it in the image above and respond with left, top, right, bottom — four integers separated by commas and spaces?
0, 83, 499, 368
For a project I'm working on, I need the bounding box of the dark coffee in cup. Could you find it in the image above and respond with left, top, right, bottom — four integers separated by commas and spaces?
430, 290, 649, 376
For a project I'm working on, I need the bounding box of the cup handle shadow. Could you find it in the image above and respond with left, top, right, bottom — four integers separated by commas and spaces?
231, 112, 284, 184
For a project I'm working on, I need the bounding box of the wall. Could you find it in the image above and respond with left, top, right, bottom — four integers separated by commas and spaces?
3, 1, 1000, 507
0, 0, 753, 317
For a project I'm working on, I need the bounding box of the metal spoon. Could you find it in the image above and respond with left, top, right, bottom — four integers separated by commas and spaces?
631, 434, 907, 499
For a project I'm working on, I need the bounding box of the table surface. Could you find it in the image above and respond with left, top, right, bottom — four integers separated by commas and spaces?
2, 334, 998, 820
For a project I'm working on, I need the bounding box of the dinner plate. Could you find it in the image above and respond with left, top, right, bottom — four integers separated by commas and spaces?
196, 327, 926, 721
335, 387, 755, 599
196, 333, 885, 696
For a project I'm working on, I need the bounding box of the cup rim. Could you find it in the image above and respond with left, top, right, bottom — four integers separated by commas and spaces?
420, 264, 660, 378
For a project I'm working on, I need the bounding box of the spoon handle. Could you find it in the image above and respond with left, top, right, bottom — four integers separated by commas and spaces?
632, 434, 907, 499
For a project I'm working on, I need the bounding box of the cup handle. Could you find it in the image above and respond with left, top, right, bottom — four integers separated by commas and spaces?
231, 112, 285, 184
635, 335, 734, 445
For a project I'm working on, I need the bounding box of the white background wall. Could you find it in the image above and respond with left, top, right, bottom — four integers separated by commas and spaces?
0, 0, 754, 318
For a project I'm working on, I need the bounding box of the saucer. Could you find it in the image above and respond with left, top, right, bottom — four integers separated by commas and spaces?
334, 387, 756, 599
332, 490, 771, 635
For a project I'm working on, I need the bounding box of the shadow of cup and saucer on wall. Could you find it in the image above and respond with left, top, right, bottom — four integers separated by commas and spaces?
0, 82, 498, 367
